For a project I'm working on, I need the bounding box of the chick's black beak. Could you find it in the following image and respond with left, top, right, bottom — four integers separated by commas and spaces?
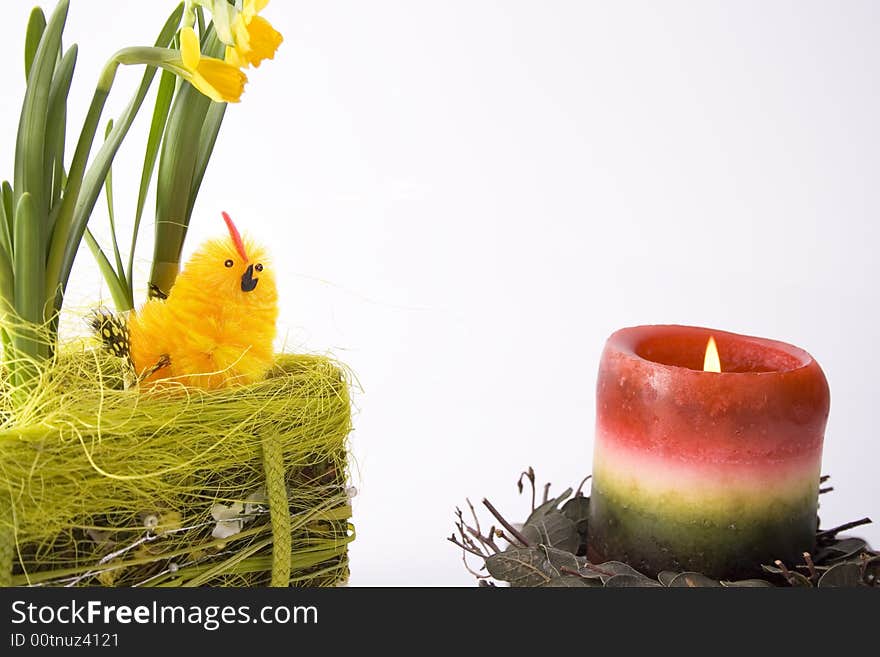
241, 264, 259, 292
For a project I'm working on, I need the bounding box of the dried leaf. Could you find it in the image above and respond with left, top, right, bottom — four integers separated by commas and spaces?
668, 572, 723, 588
539, 545, 580, 577
541, 576, 592, 588
720, 579, 774, 587
657, 571, 679, 586
818, 562, 863, 588
522, 511, 579, 554
525, 487, 573, 525
485, 548, 550, 587
605, 574, 663, 587
862, 555, 880, 587
561, 495, 590, 534
592, 560, 645, 583
824, 537, 867, 561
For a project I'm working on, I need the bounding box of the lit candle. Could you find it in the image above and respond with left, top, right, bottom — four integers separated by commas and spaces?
587, 325, 830, 579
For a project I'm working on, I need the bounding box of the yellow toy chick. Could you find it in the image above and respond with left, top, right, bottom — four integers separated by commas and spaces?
95, 212, 278, 389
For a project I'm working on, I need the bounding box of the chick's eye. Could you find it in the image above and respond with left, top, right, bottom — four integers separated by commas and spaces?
255, 263, 263, 272
224, 259, 234, 268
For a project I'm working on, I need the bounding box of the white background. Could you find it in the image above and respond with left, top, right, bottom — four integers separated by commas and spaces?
1, 1, 878, 586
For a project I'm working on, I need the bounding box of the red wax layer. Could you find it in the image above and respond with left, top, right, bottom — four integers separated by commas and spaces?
587, 325, 830, 577
595, 325, 829, 469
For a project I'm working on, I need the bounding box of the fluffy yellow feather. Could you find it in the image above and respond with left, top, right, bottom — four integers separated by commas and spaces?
125, 212, 278, 389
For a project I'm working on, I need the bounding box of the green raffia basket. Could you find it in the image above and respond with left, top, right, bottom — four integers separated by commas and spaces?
0, 349, 354, 587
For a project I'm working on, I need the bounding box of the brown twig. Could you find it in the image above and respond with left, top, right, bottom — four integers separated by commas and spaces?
774, 559, 799, 585
542, 482, 551, 504
447, 535, 486, 559
483, 526, 501, 553
816, 517, 873, 540
459, 501, 501, 554
455, 519, 482, 554
466, 498, 482, 537
460, 550, 489, 579
483, 498, 531, 547
495, 529, 517, 546
575, 475, 591, 497
578, 562, 615, 578
465, 525, 500, 554
803, 552, 817, 581
517, 468, 536, 512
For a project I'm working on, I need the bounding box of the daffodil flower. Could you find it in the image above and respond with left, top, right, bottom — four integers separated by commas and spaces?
110, 28, 247, 103
187, 0, 282, 69
176, 26, 248, 102
224, 0, 283, 69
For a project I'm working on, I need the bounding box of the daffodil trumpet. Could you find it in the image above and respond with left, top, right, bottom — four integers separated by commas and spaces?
185, 0, 283, 69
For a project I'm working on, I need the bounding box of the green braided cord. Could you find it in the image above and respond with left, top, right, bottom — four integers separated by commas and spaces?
262, 434, 291, 587
0, 505, 13, 587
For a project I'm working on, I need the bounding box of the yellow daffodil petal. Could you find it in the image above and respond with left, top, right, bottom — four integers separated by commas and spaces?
180, 27, 201, 71
224, 44, 244, 69
193, 57, 248, 102
240, 16, 283, 67
232, 14, 251, 53
244, 0, 270, 19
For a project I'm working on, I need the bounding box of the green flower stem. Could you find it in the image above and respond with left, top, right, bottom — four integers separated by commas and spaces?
83, 228, 130, 312
149, 28, 225, 298
46, 47, 184, 314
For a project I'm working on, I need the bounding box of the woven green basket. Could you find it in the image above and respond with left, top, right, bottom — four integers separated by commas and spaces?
0, 351, 354, 587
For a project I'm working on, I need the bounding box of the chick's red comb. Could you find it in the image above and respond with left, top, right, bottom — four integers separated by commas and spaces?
222, 211, 248, 261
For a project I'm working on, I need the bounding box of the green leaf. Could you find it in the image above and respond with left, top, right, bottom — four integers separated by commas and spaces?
151, 76, 212, 295
45, 2, 184, 311
0, 190, 11, 261
44, 44, 77, 216
485, 548, 551, 587
129, 67, 176, 287
150, 24, 225, 297
102, 118, 126, 288
521, 511, 579, 554
668, 572, 723, 588
11, 193, 49, 386
1, 182, 12, 236
186, 99, 227, 219
13, 193, 44, 324
15, 0, 68, 223
195, 4, 206, 39
83, 229, 130, 312
817, 562, 863, 588
605, 574, 663, 587
24, 7, 47, 82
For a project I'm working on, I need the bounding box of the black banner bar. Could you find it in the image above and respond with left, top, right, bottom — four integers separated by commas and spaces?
0, 587, 875, 651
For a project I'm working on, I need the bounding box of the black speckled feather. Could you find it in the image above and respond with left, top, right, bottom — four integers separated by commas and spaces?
90, 310, 131, 361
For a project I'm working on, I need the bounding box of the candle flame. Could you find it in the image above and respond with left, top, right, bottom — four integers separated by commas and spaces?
703, 336, 721, 373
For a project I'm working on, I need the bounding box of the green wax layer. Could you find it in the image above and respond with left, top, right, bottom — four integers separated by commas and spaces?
587, 481, 817, 579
